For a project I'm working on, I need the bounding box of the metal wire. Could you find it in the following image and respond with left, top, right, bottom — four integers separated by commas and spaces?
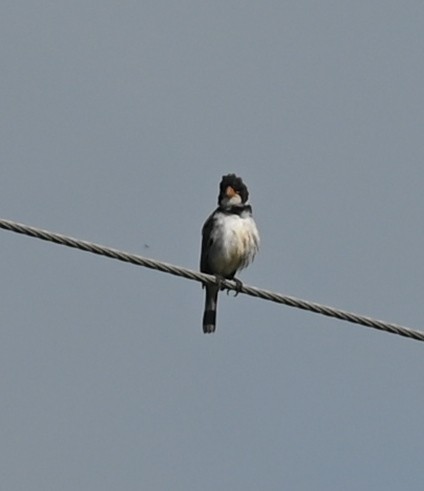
1, 218, 423, 342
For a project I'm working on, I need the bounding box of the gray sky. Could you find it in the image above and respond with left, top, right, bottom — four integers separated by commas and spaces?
1, 2, 424, 490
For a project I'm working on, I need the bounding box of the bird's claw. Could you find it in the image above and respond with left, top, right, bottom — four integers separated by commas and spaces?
225, 277, 243, 296
202, 275, 225, 290
214, 275, 225, 291
233, 278, 243, 296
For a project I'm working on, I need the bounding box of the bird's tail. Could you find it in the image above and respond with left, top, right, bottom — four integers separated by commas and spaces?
202, 285, 219, 333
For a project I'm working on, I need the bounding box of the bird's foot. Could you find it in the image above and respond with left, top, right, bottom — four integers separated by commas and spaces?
202, 274, 227, 291
214, 274, 226, 291
233, 277, 243, 296
225, 277, 243, 297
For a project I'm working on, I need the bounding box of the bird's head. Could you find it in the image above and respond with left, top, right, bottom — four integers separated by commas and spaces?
218, 174, 249, 208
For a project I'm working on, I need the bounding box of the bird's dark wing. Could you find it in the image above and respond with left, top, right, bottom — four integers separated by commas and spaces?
200, 211, 216, 273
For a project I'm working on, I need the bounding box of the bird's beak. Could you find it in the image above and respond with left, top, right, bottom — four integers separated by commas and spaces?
225, 186, 238, 198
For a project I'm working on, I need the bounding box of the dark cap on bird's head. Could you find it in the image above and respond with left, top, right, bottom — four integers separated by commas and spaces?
218, 174, 249, 205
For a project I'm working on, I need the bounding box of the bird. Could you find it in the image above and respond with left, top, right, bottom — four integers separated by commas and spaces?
200, 174, 260, 333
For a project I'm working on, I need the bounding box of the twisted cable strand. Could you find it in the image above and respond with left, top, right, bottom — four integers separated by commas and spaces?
1, 218, 423, 342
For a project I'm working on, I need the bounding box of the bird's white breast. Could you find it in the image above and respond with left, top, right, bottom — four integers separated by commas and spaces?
209, 211, 259, 276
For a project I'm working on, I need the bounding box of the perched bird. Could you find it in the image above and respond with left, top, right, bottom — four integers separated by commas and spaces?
200, 174, 260, 333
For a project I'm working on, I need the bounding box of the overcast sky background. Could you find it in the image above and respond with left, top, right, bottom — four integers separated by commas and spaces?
1, 2, 424, 490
